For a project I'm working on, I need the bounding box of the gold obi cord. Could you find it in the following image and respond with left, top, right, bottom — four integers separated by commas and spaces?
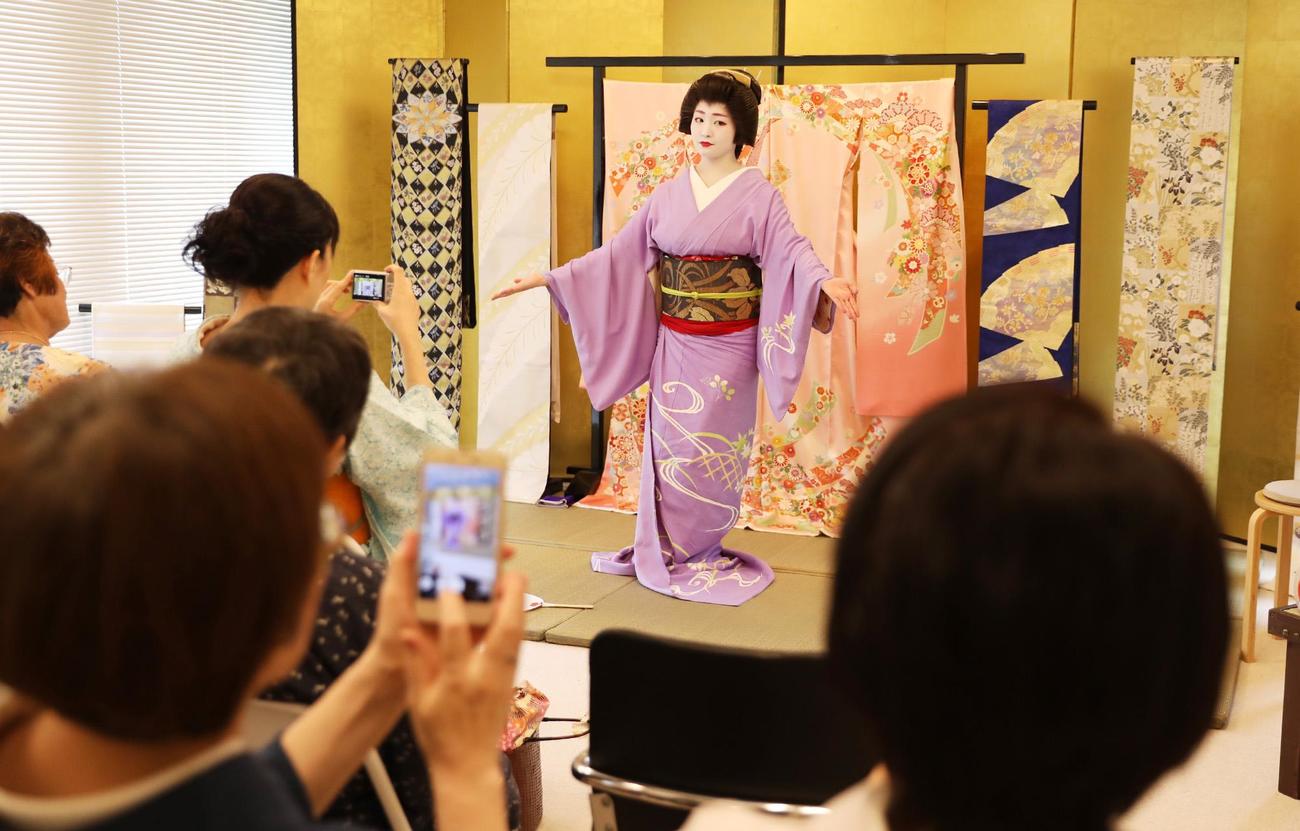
659, 254, 763, 322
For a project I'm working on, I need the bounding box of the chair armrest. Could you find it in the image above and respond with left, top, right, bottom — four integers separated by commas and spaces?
570, 752, 831, 818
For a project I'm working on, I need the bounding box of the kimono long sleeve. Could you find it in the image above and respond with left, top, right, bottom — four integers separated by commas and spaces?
346, 374, 458, 559
752, 185, 835, 417
545, 196, 661, 410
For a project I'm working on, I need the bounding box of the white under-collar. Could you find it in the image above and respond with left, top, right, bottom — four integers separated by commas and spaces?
689, 166, 755, 212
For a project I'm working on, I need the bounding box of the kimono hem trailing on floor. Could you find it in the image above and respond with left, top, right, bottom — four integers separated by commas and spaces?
546, 167, 831, 605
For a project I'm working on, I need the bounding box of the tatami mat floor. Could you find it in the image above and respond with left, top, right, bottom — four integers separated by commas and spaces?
503, 503, 835, 650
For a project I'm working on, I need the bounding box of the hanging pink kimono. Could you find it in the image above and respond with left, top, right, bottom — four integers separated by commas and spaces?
741, 84, 900, 536
853, 80, 967, 416
579, 80, 966, 539
578, 80, 689, 513
546, 167, 833, 604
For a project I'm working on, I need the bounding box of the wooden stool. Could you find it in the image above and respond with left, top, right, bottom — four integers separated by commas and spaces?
1242, 482, 1300, 662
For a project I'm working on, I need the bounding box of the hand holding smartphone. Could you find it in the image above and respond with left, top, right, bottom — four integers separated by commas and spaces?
350, 270, 393, 303
417, 449, 506, 626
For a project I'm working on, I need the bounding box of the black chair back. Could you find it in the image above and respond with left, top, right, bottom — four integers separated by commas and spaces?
587, 629, 877, 827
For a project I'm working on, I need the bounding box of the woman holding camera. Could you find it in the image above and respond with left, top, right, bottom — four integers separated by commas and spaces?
178, 173, 456, 559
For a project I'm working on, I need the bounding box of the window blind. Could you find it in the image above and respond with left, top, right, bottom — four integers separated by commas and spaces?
0, 0, 294, 354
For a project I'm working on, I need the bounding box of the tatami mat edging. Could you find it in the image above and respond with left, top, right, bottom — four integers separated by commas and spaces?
503, 503, 836, 577
543, 571, 832, 652
503, 504, 834, 649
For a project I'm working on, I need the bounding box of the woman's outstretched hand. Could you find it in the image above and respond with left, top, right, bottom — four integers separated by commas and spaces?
820, 276, 859, 320
490, 273, 547, 301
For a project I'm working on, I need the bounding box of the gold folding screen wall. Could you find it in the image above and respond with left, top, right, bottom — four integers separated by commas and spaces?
300, 0, 1299, 538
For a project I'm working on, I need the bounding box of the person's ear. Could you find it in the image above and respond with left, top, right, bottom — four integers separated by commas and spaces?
298, 249, 324, 285
325, 434, 347, 475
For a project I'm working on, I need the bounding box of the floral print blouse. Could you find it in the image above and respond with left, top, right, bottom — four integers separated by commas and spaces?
173, 316, 459, 559
262, 549, 520, 830
261, 550, 433, 828
0, 342, 107, 422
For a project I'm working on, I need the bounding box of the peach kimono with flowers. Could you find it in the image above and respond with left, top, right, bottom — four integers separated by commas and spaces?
579, 79, 967, 537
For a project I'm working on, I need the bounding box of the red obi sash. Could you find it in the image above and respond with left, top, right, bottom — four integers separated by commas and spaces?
659, 314, 759, 336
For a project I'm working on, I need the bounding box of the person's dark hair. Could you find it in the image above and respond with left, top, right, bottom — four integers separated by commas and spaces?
678, 69, 762, 157
203, 307, 372, 447
184, 173, 340, 293
0, 361, 327, 741
828, 386, 1227, 831
0, 212, 57, 318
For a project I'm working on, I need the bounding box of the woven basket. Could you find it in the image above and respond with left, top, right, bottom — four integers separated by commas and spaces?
508, 740, 543, 831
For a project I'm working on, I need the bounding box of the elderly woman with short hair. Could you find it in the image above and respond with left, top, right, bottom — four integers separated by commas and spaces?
0, 212, 104, 420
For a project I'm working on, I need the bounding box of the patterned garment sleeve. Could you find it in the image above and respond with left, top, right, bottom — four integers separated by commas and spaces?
261, 551, 438, 830
0, 345, 109, 422
542, 187, 661, 411
753, 184, 835, 418
346, 373, 458, 559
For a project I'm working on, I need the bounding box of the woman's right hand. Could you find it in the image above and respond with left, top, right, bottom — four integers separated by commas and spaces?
490, 273, 546, 301
402, 570, 527, 772
313, 273, 363, 323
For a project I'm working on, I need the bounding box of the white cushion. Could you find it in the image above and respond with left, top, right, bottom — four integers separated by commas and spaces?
1263, 480, 1300, 506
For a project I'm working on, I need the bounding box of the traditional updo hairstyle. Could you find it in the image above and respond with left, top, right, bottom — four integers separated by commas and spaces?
184, 173, 340, 293
678, 69, 762, 158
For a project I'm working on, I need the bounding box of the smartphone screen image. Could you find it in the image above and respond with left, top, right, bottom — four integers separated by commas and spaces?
351, 272, 387, 301
418, 462, 502, 604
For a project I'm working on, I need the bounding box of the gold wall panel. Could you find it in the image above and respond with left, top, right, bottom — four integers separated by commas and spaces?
297, 0, 447, 384
447, 0, 510, 449
416, 1, 1299, 532
508, 0, 664, 473
1217, 0, 1300, 534
662, 0, 778, 83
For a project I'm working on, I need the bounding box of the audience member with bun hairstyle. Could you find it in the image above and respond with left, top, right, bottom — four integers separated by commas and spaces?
178, 173, 457, 559
0, 212, 105, 421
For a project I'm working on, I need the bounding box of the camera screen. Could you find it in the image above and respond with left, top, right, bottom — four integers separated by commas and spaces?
352, 274, 386, 300
418, 463, 502, 602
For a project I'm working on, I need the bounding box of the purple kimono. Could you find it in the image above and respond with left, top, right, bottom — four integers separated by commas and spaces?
546, 167, 832, 605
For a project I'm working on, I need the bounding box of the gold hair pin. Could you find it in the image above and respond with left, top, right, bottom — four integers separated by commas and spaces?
711, 69, 757, 91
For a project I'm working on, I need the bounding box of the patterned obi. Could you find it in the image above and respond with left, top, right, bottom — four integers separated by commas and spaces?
659, 254, 762, 336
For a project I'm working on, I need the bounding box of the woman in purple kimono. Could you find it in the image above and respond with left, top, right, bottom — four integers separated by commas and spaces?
493, 70, 858, 605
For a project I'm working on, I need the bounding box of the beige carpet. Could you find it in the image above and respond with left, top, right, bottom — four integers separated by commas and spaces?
502, 503, 834, 650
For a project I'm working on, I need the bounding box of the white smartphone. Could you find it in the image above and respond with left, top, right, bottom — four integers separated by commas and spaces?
350, 270, 392, 303
416, 449, 506, 625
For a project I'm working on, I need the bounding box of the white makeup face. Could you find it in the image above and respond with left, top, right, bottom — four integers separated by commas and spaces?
690, 102, 738, 162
